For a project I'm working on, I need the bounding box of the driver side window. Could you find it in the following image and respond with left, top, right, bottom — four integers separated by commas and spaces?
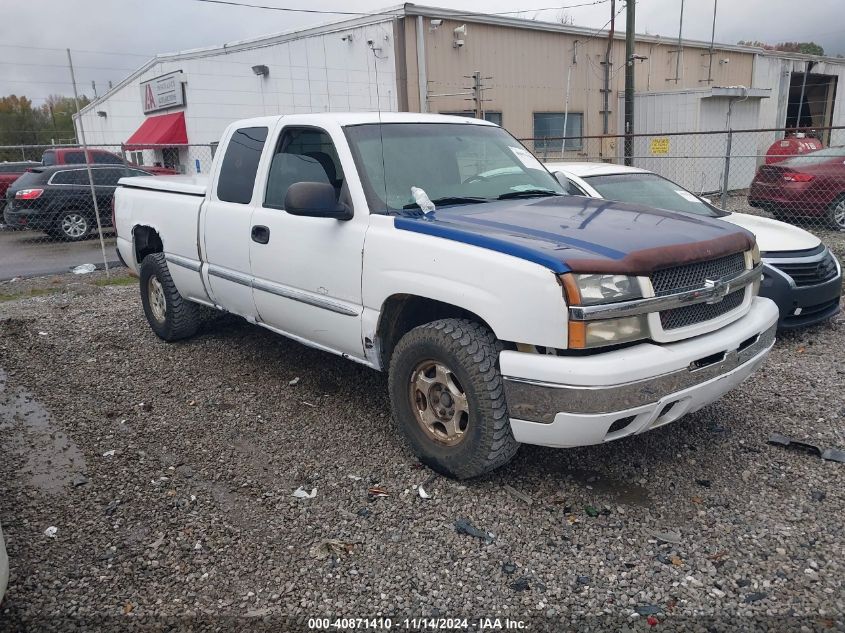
264, 128, 344, 210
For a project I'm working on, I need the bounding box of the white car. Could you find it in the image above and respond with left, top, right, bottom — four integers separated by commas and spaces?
547, 162, 842, 329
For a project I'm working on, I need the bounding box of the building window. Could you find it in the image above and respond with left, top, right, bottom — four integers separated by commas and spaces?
533, 112, 583, 152
440, 111, 503, 127
131, 151, 144, 165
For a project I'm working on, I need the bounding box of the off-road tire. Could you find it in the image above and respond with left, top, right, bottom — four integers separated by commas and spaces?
139, 253, 201, 341
388, 318, 519, 479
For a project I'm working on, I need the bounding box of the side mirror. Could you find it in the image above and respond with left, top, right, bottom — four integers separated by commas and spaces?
553, 172, 569, 187
284, 182, 353, 220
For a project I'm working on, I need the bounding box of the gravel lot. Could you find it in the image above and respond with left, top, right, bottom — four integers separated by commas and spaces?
0, 272, 844, 632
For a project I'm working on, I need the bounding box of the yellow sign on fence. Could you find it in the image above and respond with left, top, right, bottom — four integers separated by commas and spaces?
650, 137, 670, 155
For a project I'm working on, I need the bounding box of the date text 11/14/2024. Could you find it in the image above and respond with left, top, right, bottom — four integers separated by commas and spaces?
307, 617, 528, 630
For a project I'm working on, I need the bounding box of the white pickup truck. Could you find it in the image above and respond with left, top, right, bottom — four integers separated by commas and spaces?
115, 112, 778, 478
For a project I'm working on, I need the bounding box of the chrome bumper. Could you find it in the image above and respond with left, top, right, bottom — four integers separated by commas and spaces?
503, 321, 776, 423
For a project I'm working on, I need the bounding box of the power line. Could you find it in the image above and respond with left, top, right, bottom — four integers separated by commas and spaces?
0, 44, 154, 58
187, 0, 611, 17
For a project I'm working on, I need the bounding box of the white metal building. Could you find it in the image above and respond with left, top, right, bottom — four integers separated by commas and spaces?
75, 3, 845, 181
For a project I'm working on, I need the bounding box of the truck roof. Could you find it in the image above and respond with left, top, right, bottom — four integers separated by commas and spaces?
228, 112, 497, 128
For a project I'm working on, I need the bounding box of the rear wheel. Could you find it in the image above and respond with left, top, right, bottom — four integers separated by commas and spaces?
52, 211, 90, 241
388, 318, 519, 479
139, 253, 201, 341
826, 195, 845, 230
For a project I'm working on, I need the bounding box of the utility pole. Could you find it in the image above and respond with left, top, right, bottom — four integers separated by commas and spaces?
705, 0, 718, 83
472, 71, 483, 119
623, 0, 635, 165
67, 49, 110, 277
673, 0, 685, 83
602, 0, 616, 135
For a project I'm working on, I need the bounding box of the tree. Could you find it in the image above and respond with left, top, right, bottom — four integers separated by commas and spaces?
0, 93, 89, 146
737, 40, 825, 56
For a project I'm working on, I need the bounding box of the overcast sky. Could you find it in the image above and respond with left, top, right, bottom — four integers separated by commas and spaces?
1, 0, 843, 105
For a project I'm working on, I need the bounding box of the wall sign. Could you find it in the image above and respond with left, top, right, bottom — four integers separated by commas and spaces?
141, 71, 186, 114
650, 137, 670, 155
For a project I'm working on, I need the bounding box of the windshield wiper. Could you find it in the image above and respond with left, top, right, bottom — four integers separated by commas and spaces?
497, 189, 562, 200
403, 196, 488, 209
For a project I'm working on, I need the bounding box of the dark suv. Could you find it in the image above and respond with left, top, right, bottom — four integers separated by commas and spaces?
3, 165, 151, 241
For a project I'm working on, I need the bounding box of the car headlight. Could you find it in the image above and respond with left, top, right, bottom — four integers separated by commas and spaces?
563, 273, 642, 305
569, 315, 649, 348
560, 273, 647, 349
751, 244, 761, 267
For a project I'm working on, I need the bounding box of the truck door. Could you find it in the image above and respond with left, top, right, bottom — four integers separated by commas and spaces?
249, 125, 365, 358
201, 125, 269, 319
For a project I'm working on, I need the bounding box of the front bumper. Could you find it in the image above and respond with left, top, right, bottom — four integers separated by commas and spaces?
500, 297, 779, 448
761, 260, 842, 329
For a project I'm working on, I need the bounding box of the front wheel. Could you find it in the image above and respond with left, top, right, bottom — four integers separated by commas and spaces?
388, 318, 519, 479
139, 253, 201, 341
826, 195, 845, 230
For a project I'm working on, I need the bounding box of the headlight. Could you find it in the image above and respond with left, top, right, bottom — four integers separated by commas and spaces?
751, 244, 761, 267
560, 273, 647, 349
568, 315, 649, 348
562, 273, 642, 305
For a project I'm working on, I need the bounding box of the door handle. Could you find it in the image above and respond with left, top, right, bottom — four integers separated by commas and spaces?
251, 225, 270, 244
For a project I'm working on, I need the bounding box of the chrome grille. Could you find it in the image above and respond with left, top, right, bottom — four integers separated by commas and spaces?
769, 252, 838, 287
651, 252, 746, 296
659, 289, 745, 330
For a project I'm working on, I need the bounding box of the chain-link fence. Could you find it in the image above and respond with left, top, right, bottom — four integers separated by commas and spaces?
519, 126, 845, 263
3, 128, 845, 280
0, 143, 214, 280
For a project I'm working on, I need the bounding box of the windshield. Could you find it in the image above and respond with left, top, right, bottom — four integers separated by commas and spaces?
779, 146, 844, 168
343, 123, 564, 213
584, 172, 721, 217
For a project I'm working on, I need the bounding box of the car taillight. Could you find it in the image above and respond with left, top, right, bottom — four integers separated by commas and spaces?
783, 172, 814, 182
15, 188, 44, 200
111, 194, 116, 228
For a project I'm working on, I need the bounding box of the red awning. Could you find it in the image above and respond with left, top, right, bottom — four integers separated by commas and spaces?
125, 112, 187, 150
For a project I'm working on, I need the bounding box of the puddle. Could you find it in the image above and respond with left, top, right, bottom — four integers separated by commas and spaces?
560, 468, 652, 507
0, 369, 87, 494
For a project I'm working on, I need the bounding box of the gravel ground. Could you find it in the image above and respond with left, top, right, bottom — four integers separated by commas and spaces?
0, 275, 844, 632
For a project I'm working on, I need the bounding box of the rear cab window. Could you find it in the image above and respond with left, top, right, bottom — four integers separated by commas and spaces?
217, 127, 269, 204
41, 151, 56, 166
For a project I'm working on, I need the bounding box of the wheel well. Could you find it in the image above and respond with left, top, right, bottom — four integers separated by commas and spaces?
133, 226, 163, 264
375, 294, 494, 369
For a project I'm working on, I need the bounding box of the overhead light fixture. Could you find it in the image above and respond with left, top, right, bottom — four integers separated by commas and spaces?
453, 24, 467, 49
430, 18, 442, 31
252, 64, 270, 77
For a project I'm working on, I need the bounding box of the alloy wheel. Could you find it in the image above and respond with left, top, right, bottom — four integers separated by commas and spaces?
60, 213, 88, 238
147, 276, 167, 323
408, 360, 470, 446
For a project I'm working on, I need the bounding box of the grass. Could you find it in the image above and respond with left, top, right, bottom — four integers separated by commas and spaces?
0, 274, 137, 303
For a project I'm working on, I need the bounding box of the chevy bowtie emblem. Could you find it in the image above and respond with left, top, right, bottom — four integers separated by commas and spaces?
703, 278, 729, 304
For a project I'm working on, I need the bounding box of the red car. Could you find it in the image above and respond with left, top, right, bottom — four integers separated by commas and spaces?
41, 148, 176, 176
0, 161, 41, 199
749, 146, 845, 230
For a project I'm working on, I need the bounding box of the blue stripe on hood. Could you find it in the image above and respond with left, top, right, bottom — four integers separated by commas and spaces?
392, 196, 753, 274
394, 215, 572, 273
